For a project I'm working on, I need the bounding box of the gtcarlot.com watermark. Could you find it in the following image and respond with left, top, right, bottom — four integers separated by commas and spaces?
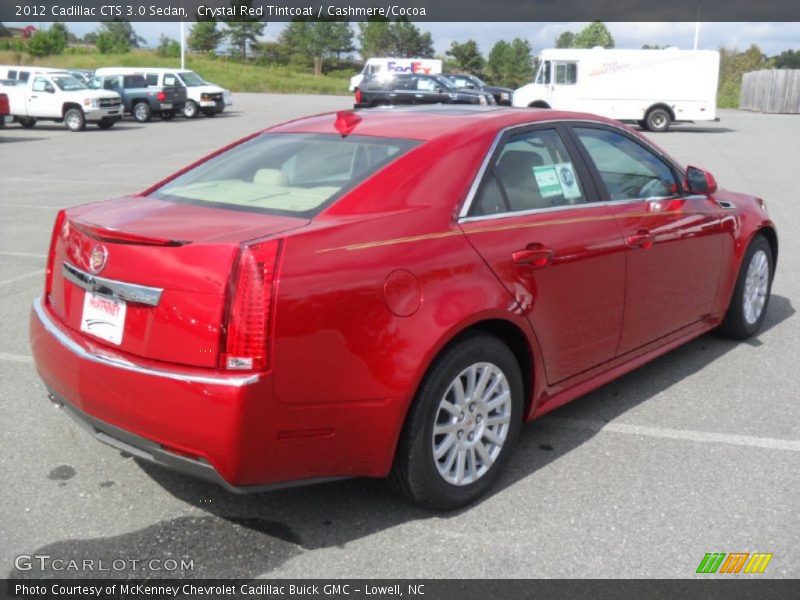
14, 553, 194, 573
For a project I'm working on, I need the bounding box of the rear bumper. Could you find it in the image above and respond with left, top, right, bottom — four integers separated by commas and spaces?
29, 297, 405, 490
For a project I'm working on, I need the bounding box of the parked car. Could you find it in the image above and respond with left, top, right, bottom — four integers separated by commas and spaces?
444, 74, 513, 105
30, 106, 777, 510
68, 69, 95, 84
350, 57, 443, 91
1, 67, 122, 131
94, 67, 229, 118
355, 73, 496, 108
0, 90, 9, 124
88, 73, 187, 122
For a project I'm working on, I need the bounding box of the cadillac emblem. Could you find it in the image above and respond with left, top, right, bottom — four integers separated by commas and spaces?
88, 244, 108, 274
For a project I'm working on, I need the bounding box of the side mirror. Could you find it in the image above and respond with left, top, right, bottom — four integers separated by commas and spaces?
45, 84, 55, 94
686, 166, 718, 195
435, 86, 444, 93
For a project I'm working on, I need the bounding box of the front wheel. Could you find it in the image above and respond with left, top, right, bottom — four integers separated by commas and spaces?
202, 109, 217, 117
63, 108, 85, 132
97, 119, 116, 129
718, 235, 774, 339
183, 100, 199, 119
132, 102, 152, 123
645, 107, 671, 132
390, 334, 523, 510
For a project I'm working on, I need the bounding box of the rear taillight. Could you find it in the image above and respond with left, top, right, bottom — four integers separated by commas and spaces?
0, 94, 9, 114
44, 210, 67, 302
220, 239, 282, 371
354, 88, 362, 104
156, 91, 166, 102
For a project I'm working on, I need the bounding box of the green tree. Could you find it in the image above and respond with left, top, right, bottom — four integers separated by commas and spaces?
157, 34, 180, 58
224, 1, 265, 59
391, 21, 434, 58
573, 21, 615, 49
486, 40, 511, 84
357, 20, 393, 59
555, 31, 574, 49
642, 44, 666, 49
773, 49, 800, 69
50, 22, 70, 49
281, 21, 355, 74
505, 38, 534, 88
97, 20, 145, 50
27, 27, 67, 57
188, 20, 223, 52
718, 44, 772, 108
83, 31, 98, 45
446, 39, 484, 74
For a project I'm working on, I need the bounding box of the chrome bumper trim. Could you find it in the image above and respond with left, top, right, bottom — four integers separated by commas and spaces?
63, 262, 163, 306
33, 297, 259, 387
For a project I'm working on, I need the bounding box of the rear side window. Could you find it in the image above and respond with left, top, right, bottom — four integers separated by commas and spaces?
145, 73, 159, 86
123, 75, 147, 88
151, 133, 419, 217
473, 129, 586, 216
573, 127, 677, 200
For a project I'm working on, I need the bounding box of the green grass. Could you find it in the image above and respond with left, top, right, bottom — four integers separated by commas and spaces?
0, 50, 352, 95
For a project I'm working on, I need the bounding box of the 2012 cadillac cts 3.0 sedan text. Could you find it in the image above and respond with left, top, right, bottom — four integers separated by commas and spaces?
30, 106, 777, 510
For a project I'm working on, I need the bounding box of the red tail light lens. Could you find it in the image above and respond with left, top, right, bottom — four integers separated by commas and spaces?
220, 240, 282, 371
156, 91, 166, 102
354, 89, 362, 104
45, 210, 67, 302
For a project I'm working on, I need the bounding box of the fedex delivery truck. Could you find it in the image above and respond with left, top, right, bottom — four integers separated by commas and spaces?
512, 48, 720, 132
349, 58, 443, 91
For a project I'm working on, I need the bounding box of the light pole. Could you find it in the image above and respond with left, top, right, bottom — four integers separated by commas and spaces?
693, 1, 702, 50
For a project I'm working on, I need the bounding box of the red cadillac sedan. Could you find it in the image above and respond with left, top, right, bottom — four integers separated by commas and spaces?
30, 106, 776, 510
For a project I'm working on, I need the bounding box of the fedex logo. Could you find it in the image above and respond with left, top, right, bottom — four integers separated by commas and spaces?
387, 61, 432, 74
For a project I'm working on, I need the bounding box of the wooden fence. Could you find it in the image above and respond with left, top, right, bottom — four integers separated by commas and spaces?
739, 70, 800, 113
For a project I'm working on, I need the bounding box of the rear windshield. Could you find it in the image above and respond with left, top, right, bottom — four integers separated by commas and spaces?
150, 133, 419, 217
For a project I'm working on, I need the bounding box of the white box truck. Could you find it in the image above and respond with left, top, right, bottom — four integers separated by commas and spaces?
349, 58, 443, 92
512, 48, 720, 132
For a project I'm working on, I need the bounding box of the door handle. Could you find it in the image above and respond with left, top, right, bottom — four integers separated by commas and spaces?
626, 230, 655, 249
512, 245, 554, 268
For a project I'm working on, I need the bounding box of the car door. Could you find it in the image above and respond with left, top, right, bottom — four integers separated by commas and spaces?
27, 76, 61, 118
550, 61, 580, 110
459, 124, 627, 384
567, 124, 725, 354
413, 75, 448, 105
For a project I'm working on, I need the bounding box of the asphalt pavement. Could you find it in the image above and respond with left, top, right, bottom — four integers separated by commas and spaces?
1, 96, 797, 579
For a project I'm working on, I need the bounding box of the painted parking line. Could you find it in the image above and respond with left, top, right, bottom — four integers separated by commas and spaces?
0, 353, 33, 364
544, 417, 800, 453
0, 269, 45, 287
0, 251, 46, 259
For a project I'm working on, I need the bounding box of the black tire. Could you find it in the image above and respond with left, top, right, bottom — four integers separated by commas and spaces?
637, 120, 647, 129
390, 333, 524, 511
718, 235, 774, 339
97, 119, 116, 129
203, 109, 216, 117
63, 107, 85, 132
183, 100, 199, 119
132, 101, 152, 123
18, 117, 36, 128
645, 107, 671, 132
160, 110, 175, 121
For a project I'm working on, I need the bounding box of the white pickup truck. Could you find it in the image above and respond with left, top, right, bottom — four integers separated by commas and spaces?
1, 67, 122, 131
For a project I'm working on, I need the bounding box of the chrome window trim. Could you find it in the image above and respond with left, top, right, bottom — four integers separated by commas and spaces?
33, 297, 260, 387
63, 262, 162, 307
456, 118, 686, 222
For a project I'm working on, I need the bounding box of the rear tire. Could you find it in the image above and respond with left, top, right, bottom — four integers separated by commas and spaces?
183, 100, 199, 119
97, 119, 116, 129
645, 107, 671, 132
161, 110, 175, 121
390, 333, 523, 511
63, 108, 85, 132
18, 117, 36, 128
718, 235, 774, 339
203, 109, 217, 117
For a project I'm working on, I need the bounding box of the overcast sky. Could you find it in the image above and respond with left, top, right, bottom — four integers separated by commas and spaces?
6, 21, 800, 56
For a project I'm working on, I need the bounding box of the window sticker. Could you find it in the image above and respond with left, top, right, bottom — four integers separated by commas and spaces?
555, 162, 581, 199
532, 165, 563, 198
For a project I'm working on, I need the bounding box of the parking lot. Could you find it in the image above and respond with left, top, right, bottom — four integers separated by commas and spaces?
1, 95, 798, 578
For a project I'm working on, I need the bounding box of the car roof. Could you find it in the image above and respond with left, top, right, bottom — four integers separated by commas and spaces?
269, 105, 624, 142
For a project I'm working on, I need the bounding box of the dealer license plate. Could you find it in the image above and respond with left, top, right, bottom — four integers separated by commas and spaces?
80, 292, 126, 345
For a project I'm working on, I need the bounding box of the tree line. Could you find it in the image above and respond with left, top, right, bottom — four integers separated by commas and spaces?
2, 19, 799, 101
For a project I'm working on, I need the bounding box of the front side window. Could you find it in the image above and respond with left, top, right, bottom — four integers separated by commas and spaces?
178, 71, 205, 87
535, 61, 551, 84
87, 77, 102, 90
472, 129, 587, 216
31, 77, 51, 93
151, 133, 419, 217
51, 75, 86, 91
573, 127, 678, 200
555, 62, 577, 85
